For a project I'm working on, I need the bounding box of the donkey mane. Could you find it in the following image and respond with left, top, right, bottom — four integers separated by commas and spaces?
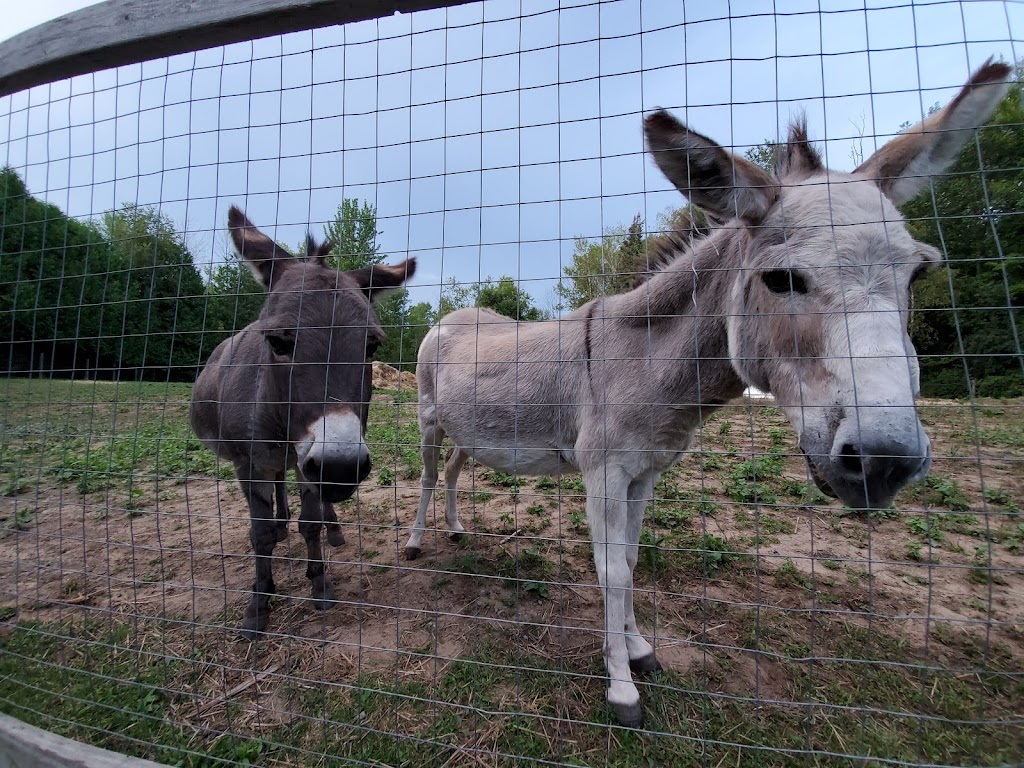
303, 233, 336, 262
628, 207, 713, 291
774, 115, 826, 180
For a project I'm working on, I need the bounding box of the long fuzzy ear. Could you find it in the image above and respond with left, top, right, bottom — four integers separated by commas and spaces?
347, 258, 417, 302
644, 109, 778, 222
854, 58, 1012, 205
228, 206, 295, 288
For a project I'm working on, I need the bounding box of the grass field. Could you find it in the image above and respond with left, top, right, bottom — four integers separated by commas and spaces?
0, 377, 1021, 767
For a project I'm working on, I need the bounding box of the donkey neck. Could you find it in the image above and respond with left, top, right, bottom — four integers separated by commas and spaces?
608, 225, 738, 327
602, 225, 746, 406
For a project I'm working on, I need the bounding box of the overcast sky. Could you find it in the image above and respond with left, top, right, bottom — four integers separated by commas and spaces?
0, 0, 1021, 310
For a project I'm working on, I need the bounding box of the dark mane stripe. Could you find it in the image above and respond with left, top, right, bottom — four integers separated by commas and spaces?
629, 208, 712, 290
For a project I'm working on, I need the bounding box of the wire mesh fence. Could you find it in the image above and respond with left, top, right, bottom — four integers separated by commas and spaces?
0, 1, 1022, 766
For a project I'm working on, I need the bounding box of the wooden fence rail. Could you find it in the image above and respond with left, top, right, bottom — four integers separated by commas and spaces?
0, 0, 475, 97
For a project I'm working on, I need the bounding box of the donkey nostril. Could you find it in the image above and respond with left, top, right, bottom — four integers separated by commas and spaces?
303, 457, 321, 482
839, 444, 863, 475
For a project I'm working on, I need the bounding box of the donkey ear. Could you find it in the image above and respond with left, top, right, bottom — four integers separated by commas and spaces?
228, 206, 294, 288
854, 59, 1012, 205
644, 110, 779, 222
347, 258, 417, 302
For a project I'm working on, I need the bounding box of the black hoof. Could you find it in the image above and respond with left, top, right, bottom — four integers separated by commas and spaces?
610, 701, 644, 729
240, 609, 270, 640
449, 531, 465, 542
405, 546, 421, 561
275, 523, 289, 542
312, 584, 336, 610
629, 653, 663, 676
326, 524, 345, 547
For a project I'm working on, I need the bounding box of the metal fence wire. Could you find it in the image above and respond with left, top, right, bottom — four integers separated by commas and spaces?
0, 1, 1022, 766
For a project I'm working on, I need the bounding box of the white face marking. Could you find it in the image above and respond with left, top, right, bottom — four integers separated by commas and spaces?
296, 410, 368, 467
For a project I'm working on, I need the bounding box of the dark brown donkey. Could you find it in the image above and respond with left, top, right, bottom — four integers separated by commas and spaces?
191, 207, 415, 637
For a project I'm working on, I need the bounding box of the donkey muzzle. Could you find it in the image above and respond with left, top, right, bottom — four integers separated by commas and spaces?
300, 452, 372, 502
807, 415, 931, 509
296, 411, 372, 502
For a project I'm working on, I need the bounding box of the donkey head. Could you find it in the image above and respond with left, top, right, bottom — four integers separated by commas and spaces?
645, 60, 1011, 509
228, 206, 415, 503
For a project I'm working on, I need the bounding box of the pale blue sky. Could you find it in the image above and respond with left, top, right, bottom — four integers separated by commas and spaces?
0, 0, 1020, 310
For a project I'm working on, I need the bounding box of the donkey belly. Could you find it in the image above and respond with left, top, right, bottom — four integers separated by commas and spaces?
466, 446, 571, 476
436, 399, 577, 477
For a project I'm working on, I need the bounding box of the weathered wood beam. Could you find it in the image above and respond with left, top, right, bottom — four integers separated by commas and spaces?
0, 0, 478, 97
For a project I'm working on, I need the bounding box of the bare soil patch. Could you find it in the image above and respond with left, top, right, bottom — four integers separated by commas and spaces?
0, 391, 1021, 765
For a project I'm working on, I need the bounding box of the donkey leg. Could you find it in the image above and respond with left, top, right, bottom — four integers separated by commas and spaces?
625, 473, 660, 676
299, 485, 335, 609
584, 466, 644, 728
238, 473, 278, 638
274, 473, 290, 542
322, 501, 346, 547
443, 446, 469, 541
406, 421, 446, 559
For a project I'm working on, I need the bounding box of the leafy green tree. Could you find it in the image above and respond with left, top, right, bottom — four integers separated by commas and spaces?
375, 297, 435, 370
0, 167, 123, 377
323, 198, 383, 271
902, 75, 1024, 398
200, 254, 266, 360
555, 217, 642, 311
438, 274, 547, 321
475, 276, 548, 321
438, 276, 478, 316
554, 211, 710, 311
744, 139, 777, 173
103, 203, 206, 379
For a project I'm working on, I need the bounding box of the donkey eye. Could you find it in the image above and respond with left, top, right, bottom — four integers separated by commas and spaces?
761, 269, 808, 295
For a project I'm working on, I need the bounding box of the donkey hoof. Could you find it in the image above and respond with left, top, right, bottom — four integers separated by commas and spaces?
405, 546, 421, 561
240, 611, 270, 640
326, 525, 345, 547
312, 585, 336, 611
629, 653, 663, 676
610, 701, 645, 729
275, 524, 289, 542
449, 531, 466, 542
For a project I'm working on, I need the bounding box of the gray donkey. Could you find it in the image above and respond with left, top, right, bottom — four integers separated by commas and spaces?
191, 207, 415, 637
406, 61, 1011, 726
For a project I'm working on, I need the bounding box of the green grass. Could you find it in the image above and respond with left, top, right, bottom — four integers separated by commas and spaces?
922, 474, 973, 512
2, 614, 1018, 768
365, 397, 421, 479
0, 379, 231, 499
723, 452, 785, 505
0, 621, 265, 766
1, 379, 1022, 766
973, 426, 1024, 448
985, 486, 1021, 515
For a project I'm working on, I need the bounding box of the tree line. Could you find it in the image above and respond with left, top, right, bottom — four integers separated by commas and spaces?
1, 73, 1019, 395
0, 178, 548, 380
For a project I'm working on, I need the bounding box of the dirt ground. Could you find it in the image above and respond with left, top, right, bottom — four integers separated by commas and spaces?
0, 391, 1021, 763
